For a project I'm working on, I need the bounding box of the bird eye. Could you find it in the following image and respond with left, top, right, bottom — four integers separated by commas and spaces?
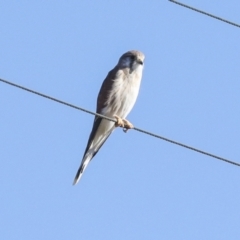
129, 55, 135, 61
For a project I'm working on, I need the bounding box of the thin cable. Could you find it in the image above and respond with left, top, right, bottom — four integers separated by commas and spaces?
169, 0, 240, 28
0, 78, 115, 123
1, 77, 240, 167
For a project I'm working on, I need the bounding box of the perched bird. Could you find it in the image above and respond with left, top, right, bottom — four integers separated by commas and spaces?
73, 50, 145, 185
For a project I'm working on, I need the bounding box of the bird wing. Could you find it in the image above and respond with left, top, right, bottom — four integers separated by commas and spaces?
83, 67, 119, 155
73, 68, 119, 184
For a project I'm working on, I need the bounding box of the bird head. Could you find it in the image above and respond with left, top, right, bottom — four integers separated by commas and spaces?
118, 50, 145, 74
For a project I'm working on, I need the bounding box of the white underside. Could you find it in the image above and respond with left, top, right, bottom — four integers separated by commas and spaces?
92, 65, 143, 150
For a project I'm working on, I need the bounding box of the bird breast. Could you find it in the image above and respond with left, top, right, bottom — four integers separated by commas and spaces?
103, 69, 142, 118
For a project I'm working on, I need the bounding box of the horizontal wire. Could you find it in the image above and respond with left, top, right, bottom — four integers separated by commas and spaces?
169, 0, 240, 28
1, 77, 240, 167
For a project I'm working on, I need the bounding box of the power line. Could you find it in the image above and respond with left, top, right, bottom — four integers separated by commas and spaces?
169, 0, 240, 28
1, 77, 240, 167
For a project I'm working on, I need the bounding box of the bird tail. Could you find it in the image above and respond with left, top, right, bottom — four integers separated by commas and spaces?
73, 153, 93, 185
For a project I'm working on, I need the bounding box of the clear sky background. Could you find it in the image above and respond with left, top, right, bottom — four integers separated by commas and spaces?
1, 1, 240, 239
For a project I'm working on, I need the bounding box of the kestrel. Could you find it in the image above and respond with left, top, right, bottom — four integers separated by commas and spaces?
73, 50, 145, 185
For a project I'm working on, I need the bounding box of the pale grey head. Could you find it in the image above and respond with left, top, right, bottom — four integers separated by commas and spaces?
117, 50, 145, 73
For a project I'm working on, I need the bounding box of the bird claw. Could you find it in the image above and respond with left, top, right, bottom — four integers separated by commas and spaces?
114, 115, 125, 127
114, 115, 134, 133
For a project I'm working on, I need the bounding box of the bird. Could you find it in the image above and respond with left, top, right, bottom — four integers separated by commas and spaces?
73, 50, 145, 185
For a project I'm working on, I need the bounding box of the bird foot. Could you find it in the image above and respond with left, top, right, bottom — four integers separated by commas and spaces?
122, 119, 134, 132
114, 115, 125, 127
114, 115, 134, 133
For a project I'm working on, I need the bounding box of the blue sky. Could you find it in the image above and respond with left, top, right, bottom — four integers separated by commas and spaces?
1, 1, 240, 239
